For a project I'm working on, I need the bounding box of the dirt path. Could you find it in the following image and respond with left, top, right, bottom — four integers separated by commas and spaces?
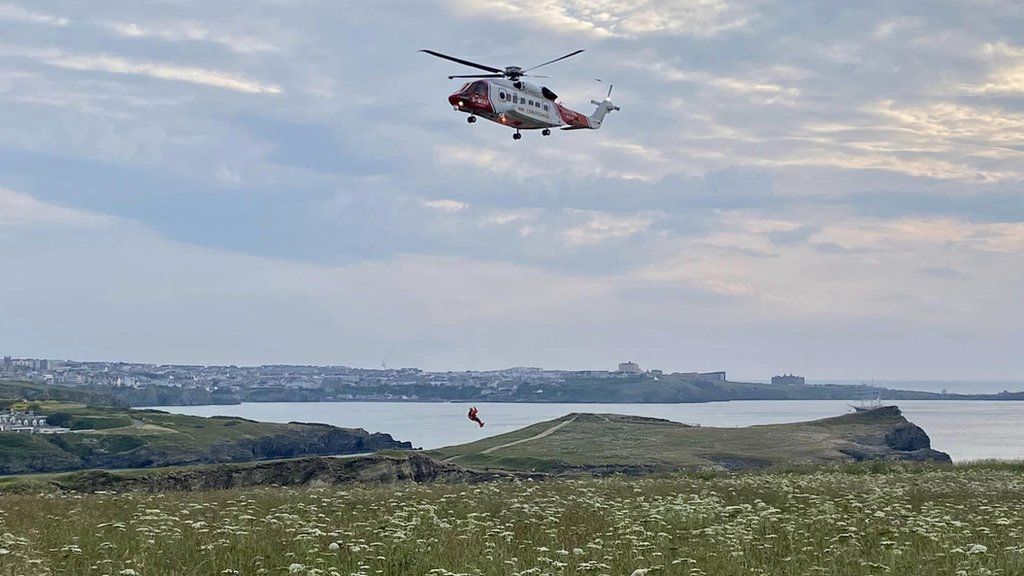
443, 415, 579, 462
480, 415, 579, 454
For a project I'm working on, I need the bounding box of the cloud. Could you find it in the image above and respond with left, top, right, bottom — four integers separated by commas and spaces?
0, 3, 68, 27
2, 1, 1024, 378
0, 187, 110, 227
103, 20, 278, 53
630, 60, 800, 104
43, 53, 281, 94
966, 42, 1024, 95
446, 0, 755, 38
563, 211, 652, 245
423, 198, 469, 212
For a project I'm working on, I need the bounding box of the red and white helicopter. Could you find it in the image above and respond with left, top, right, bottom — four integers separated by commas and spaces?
420, 49, 619, 140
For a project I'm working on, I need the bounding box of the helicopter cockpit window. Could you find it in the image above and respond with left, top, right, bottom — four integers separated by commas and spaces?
471, 82, 487, 95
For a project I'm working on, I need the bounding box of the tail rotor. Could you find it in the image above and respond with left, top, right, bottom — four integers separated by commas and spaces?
588, 84, 620, 128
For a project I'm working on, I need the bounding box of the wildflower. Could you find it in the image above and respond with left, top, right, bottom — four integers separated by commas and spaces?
967, 544, 988, 554
288, 563, 306, 573
328, 542, 340, 551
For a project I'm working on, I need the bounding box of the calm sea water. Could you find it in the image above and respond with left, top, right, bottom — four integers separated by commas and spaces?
148, 400, 1024, 462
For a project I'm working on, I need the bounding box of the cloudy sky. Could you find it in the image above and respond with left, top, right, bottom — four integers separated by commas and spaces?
1, 1, 1022, 380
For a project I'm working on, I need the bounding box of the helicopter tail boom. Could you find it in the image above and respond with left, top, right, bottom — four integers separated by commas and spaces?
587, 97, 620, 129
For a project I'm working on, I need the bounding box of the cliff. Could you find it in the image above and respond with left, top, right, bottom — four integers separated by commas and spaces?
430, 407, 951, 473
0, 408, 411, 475
49, 452, 531, 493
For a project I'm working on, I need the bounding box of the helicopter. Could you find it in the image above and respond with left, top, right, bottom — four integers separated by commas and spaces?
420, 49, 619, 140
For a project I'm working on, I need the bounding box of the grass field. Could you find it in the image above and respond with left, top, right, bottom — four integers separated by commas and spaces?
0, 462, 1021, 576
429, 410, 947, 473
1, 403, 409, 475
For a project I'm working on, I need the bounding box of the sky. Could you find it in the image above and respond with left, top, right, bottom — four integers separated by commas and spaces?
1, 1, 1022, 381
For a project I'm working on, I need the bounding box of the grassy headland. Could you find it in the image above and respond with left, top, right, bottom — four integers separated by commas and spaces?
0, 402, 411, 475
430, 408, 950, 473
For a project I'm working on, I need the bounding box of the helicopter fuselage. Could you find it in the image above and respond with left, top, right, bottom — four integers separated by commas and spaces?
448, 79, 593, 131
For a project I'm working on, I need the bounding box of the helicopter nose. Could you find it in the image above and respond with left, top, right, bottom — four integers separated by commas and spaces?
448, 93, 462, 108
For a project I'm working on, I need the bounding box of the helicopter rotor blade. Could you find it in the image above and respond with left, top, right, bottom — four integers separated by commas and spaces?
607, 84, 613, 98
448, 74, 505, 79
419, 50, 502, 74
525, 49, 584, 72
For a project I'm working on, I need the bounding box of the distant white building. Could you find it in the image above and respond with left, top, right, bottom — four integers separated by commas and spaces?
617, 362, 642, 374
0, 411, 71, 434
699, 371, 727, 382
678, 371, 728, 382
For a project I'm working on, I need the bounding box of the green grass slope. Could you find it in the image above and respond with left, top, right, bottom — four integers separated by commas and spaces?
1, 404, 412, 475
0, 379, 123, 408
429, 407, 950, 473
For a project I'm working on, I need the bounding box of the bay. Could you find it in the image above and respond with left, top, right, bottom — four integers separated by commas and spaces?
148, 400, 1024, 462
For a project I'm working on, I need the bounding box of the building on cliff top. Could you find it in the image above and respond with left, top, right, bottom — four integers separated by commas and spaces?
0, 411, 71, 434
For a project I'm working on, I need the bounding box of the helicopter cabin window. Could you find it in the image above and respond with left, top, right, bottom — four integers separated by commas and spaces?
543, 104, 549, 111
513, 94, 518, 103
499, 91, 506, 101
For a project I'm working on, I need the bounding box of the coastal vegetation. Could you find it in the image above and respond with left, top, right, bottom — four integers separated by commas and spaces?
0, 402, 411, 475
0, 462, 1021, 575
431, 408, 950, 473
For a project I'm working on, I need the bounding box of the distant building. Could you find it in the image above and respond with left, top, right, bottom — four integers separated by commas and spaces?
648, 369, 664, 377
677, 371, 727, 382
772, 374, 805, 385
2, 356, 10, 372
617, 362, 642, 374
0, 411, 71, 434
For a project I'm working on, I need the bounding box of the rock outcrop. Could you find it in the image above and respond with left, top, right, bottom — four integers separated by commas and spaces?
829, 406, 951, 463
52, 452, 535, 493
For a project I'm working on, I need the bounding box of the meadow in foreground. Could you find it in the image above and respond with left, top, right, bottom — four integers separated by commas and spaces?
0, 463, 1022, 576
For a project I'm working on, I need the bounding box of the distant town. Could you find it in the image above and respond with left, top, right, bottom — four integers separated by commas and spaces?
2, 355, 731, 396
6, 354, 1018, 406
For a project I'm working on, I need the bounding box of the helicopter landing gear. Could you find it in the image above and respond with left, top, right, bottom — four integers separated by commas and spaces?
542, 128, 551, 136
467, 115, 477, 124
513, 130, 522, 141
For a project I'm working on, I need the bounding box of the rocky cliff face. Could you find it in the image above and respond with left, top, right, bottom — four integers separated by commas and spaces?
826, 406, 951, 463
53, 452, 533, 493
1, 422, 413, 475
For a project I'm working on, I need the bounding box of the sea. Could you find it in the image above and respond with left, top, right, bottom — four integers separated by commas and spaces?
148, 399, 1024, 462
